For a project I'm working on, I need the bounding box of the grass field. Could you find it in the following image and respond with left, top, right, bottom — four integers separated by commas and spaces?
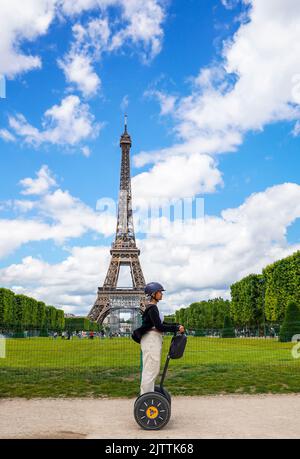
0, 336, 300, 397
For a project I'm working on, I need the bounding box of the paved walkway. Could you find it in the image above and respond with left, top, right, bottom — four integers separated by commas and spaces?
0, 395, 299, 439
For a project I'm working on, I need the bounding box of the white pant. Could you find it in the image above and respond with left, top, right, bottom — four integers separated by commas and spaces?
140, 331, 163, 395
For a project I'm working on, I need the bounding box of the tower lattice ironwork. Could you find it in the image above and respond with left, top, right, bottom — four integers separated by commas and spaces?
88, 118, 146, 331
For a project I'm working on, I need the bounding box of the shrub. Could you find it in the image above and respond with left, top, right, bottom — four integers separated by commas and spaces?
279, 301, 300, 342
221, 315, 235, 338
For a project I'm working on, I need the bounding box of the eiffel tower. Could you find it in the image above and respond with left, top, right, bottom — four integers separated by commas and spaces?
88, 117, 146, 332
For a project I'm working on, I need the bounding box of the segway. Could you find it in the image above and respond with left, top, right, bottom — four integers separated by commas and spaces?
134, 332, 187, 430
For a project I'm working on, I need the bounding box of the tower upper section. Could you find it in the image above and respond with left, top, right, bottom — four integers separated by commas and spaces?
113, 117, 136, 250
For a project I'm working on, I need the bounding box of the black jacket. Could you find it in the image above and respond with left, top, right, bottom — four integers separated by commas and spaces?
132, 303, 179, 343
142, 304, 179, 333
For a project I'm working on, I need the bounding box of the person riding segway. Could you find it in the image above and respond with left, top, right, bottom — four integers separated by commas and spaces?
132, 282, 186, 430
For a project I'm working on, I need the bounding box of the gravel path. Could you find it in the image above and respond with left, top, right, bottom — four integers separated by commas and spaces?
0, 395, 299, 439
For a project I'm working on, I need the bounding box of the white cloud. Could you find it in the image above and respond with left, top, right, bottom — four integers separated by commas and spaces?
12, 200, 36, 213
58, 53, 101, 97
59, 1, 166, 96
60, 0, 166, 60
0, 199, 116, 258
0, 167, 117, 259
8, 95, 101, 147
108, 0, 165, 60
61, 0, 166, 60
38, 188, 116, 243
81, 146, 91, 157
221, 0, 240, 10
58, 18, 110, 97
0, 129, 16, 142
19, 165, 57, 196
0, 219, 53, 259
187, 0, 300, 136
0, 0, 166, 80
0, 246, 110, 314
0, 0, 56, 77
59, 0, 98, 16
292, 120, 300, 137
132, 154, 223, 206
134, 0, 300, 199
120, 95, 129, 111
145, 90, 177, 116
1, 0, 166, 153
133, 131, 242, 168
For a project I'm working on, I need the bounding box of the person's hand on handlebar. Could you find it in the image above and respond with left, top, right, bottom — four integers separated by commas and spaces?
178, 325, 185, 334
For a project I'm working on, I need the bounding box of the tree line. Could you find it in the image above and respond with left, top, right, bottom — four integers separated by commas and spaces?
167, 251, 300, 333
65, 317, 102, 332
174, 298, 231, 331
230, 251, 300, 327
0, 288, 102, 333
0, 288, 65, 331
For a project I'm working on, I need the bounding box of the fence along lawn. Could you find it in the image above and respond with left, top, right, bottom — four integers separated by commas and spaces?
0, 336, 299, 397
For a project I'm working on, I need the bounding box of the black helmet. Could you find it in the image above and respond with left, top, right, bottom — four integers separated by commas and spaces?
144, 282, 165, 296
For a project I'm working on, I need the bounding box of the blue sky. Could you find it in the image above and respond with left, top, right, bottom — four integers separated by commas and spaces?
0, 0, 300, 315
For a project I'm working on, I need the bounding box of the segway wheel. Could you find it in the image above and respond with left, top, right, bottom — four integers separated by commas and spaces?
134, 392, 171, 430
154, 385, 171, 405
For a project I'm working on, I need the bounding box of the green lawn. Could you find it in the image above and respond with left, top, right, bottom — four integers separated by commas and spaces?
0, 336, 299, 397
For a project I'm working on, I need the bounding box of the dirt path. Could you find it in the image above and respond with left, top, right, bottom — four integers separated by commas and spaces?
0, 395, 299, 439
